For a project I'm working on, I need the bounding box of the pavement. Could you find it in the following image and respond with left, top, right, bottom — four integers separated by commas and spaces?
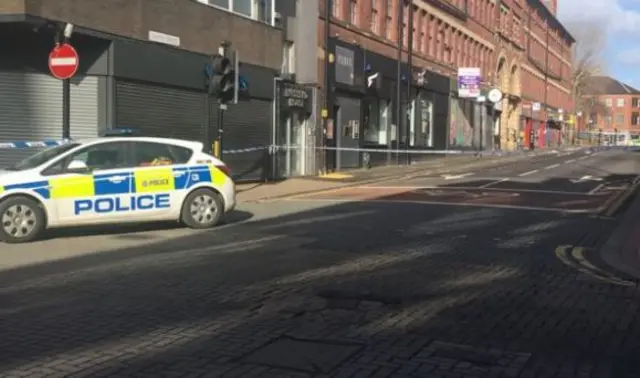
2, 147, 640, 378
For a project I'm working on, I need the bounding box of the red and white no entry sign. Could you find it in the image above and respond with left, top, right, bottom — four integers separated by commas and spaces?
48, 43, 79, 80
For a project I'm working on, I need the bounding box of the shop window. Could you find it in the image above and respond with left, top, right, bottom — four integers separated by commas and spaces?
364, 99, 390, 145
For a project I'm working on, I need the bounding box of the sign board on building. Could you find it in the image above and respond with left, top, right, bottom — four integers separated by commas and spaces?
280, 82, 312, 112
148, 30, 180, 47
457, 67, 481, 98
48, 43, 79, 80
335, 46, 355, 85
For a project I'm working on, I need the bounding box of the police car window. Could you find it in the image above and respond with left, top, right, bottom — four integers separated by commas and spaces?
132, 142, 193, 167
5, 143, 80, 171
66, 142, 128, 171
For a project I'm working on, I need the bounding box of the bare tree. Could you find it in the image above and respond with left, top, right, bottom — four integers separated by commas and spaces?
566, 21, 608, 112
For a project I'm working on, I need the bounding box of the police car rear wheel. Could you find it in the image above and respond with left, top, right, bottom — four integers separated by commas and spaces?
182, 189, 223, 229
0, 196, 45, 243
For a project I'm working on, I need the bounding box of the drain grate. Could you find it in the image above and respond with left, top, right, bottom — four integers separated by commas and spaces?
241, 336, 363, 374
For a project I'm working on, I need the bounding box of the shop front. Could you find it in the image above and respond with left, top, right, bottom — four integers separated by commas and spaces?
274, 81, 313, 178
410, 68, 450, 154
326, 39, 365, 170
545, 107, 562, 147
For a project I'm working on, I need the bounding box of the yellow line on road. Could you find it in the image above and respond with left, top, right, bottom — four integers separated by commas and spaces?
554, 245, 634, 286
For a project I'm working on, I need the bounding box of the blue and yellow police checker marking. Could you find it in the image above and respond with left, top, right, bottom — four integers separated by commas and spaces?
0, 165, 228, 200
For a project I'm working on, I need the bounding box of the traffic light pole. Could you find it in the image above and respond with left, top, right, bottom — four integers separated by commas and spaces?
216, 103, 226, 160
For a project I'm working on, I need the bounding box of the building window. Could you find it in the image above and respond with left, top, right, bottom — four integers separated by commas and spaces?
616, 114, 625, 125
207, 0, 229, 9
333, 0, 341, 18
348, 0, 358, 25
605, 98, 612, 107
256, 0, 272, 24
403, 21, 408, 48
499, 4, 510, 36
617, 97, 625, 107
200, 0, 275, 25
633, 98, 640, 108
370, 0, 379, 33
632, 112, 640, 125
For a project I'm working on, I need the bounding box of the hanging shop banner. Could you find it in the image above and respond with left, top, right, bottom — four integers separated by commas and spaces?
457, 67, 481, 98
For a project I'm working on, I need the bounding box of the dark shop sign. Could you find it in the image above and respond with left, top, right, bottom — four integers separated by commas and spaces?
280, 83, 312, 112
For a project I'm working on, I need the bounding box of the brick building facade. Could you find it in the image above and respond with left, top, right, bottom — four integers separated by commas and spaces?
318, 0, 574, 159
578, 76, 640, 145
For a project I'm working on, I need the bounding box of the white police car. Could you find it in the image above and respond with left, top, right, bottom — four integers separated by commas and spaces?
0, 134, 236, 243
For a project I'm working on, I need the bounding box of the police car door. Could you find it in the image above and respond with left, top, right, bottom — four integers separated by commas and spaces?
47, 141, 135, 225
129, 141, 192, 219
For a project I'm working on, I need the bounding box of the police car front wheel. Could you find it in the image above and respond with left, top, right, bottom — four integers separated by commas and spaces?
0, 196, 46, 243
181, 188, 224, 229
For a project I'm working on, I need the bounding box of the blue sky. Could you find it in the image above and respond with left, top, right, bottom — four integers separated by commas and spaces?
557, 0, 640, 87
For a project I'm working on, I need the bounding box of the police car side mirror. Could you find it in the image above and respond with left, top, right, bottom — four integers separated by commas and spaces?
67, 160, 90, 174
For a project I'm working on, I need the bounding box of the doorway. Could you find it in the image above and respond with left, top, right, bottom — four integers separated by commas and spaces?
276, 111, 305, 177
335, 96, 361, 169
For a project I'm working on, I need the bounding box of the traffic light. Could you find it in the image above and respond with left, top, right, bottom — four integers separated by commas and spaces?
206, 51, 239, 104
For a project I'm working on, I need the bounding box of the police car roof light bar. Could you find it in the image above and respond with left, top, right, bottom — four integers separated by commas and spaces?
102, 128, 141, 137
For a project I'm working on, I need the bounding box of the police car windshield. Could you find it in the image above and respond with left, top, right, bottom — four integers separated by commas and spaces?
5, 143, 81, 171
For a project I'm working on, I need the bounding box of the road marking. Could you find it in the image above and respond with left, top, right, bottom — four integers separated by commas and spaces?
544, 164, 560, 170
577, 156, 589, 160
287, 197, 594, 213
358, 185, 603, 195
518, 169, 539, 176
588, 183, 605, 195
441, 172, 474, 180
570, 175, 603, 183
555, 245, 634, 286
565, 159, 576, 164
479, 178, 509, 188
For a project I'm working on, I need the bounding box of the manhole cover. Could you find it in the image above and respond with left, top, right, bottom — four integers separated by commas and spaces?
242, 336, 363, 373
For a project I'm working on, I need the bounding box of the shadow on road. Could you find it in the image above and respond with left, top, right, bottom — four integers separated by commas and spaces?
38, 210, 255, 241
0, 192, 638, 377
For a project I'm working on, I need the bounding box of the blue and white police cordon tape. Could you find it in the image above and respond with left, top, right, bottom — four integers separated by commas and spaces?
0, 139, 72, 149
1, 139, 628, 155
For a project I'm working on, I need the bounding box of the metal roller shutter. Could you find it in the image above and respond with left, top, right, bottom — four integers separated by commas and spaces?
0, 72, 99, 168
218, 99, 272, 181
115, 80, 204, 142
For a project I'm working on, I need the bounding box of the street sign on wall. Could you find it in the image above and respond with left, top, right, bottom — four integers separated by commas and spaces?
48, 43, 79, 80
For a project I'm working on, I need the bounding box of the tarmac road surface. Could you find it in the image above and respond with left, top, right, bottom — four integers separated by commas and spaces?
1, 148, 640, 378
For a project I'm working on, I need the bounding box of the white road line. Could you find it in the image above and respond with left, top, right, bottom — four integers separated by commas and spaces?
286, 197, 595, 213
358, 185, 594, 195
588, 183, 605, 195
544, 164, 560, 170
519, 169, 539, 176
577, 156, 589, 160
441, 172, 474, 180
479, 178, 509, 188
565, 159, 576, 164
